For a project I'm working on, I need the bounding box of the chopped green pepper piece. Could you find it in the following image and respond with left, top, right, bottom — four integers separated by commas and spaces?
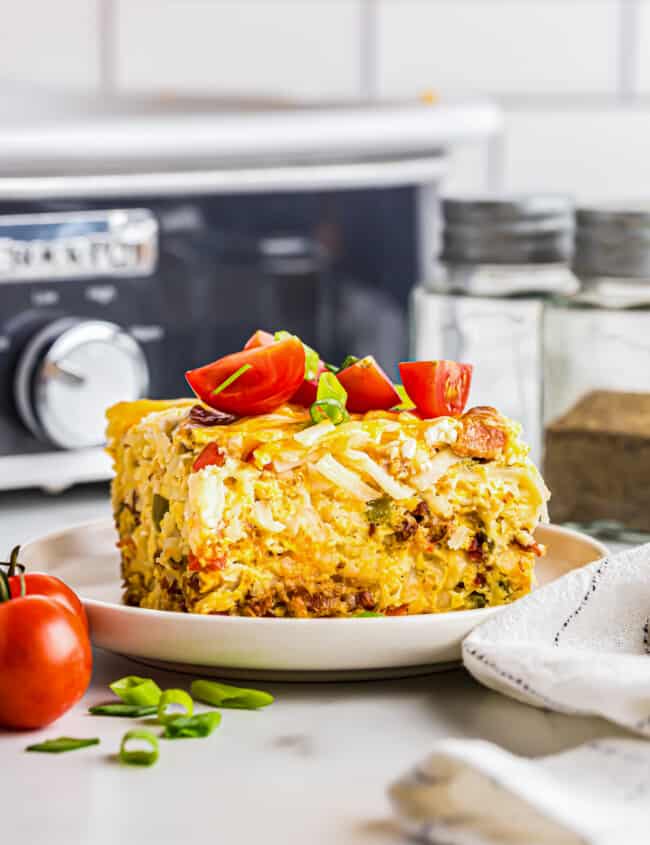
356, 611, 384, 618
365, 496, 393, 525
468, 591, 487, 609
152, 494, 169, 530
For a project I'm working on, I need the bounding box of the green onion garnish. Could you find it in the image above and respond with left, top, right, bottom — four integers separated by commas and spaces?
394, 384, 416, 411
211, 363, 252, 397
88, 703, 159, 718
340, 355, 360, 370
274, 330, 319, 380
26, 737, 100, 754
110, 676, 162, 707
190, 680, 274, 710
356, 611, 384, 618
317, 371, 347, 404
162, 711, 222, 739
310, 399, 348, 425
157, 689, 194, 725
309, 372, 349, 426
119, 730, 159, 766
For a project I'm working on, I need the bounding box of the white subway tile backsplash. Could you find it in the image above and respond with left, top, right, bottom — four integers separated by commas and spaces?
502, 108, 650, 201
116, 0, 362, 99
0, 0, 100, 90
377, 0, 619, 97
635, 1, 650, 92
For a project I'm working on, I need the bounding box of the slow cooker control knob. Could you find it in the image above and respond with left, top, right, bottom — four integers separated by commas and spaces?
14, 318, 149, 450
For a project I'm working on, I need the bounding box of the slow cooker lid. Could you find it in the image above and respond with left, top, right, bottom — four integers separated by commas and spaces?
0, 87, 501, 176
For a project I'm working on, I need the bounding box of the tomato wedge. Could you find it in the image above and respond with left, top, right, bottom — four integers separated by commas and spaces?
399, 360, 473, 418
336, 356, 400, 413
186, 337, 305, 416
244, 329, 274, 350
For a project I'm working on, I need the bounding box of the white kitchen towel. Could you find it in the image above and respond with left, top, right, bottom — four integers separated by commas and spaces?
390, 737, 650, 845
462, 542, 650, 735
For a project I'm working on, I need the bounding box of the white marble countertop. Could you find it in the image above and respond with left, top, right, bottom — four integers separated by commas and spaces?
1, 487, 627, 845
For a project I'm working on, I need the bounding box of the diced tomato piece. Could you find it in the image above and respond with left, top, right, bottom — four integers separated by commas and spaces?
290, 361, 328, 407
192, 442, 225, 472
385, 604, 409, 616
398, 360, 473, 418
188, 553, 226, 572
186, 337, 305, 416
244, 329, 274, 350
336, 356, 400, 413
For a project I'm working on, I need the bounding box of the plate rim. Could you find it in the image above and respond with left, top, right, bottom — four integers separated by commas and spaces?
20, 517, 609, 627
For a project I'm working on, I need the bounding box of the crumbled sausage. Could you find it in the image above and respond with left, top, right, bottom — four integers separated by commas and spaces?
455, 406, 507, 460
189, 405, 237, 426
358, 590, 376, 610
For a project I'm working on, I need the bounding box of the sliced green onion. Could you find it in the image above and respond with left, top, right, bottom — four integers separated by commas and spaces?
162, 711, 222, 739
211, 363, 252, 397
119, 730, 159, 766
110, 676, 162, 707
88, 703, 159, 718
394, 384, 416, 411
356, 611, 384, 618
190, 679, 274, 710
274, 330, 320, 380
157, 689, 194, 725
26, 737, 99, 754
303, 346, 320, 381
317, 371, 347, 404
340, 355, 360, 370
152, 494, 169, 530
309, 372, 349, 426
310, 399, 349, 426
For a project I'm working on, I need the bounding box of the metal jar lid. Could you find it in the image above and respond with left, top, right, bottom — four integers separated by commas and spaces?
574, 204, 650, 278
441, 195, 574, 264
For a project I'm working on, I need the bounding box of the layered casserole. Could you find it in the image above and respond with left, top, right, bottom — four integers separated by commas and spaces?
107, 400, 549, 617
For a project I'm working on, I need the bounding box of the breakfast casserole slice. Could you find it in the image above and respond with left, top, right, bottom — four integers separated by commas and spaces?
107, 399, 549, 617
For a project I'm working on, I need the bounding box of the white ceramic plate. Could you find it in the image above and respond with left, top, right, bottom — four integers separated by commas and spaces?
20, 519, 607, 681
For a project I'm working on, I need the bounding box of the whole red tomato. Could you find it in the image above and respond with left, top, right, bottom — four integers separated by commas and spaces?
9, 572, 88, 629
0, 595, 92, 730
0, 554, 92, 730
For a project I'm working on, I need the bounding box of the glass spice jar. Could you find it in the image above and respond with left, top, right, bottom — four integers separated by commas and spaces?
544, 205, 650, 542
411, 195, 577, 462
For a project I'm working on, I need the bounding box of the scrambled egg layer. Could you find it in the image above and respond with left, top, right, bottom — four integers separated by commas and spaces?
107, 401, 549, 617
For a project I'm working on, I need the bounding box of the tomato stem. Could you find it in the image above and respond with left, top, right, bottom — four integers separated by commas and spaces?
8, 546, 20, 578
0, 570, 10, 604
